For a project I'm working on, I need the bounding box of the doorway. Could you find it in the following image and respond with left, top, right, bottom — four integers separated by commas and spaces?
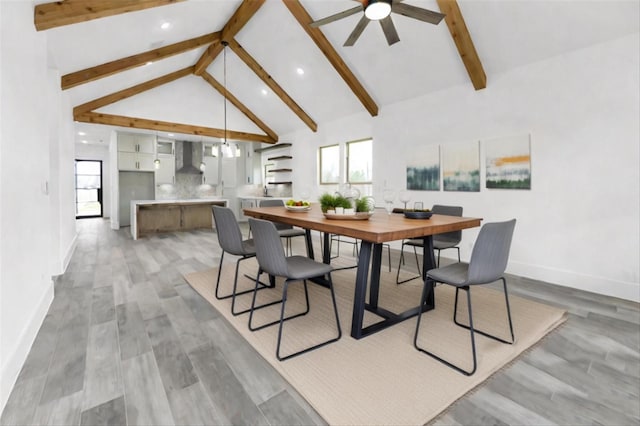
75, 159, 103, 218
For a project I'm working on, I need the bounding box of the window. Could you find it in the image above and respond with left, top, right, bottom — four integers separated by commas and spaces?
347, 139, 372, 184
75, 160, 103, 218
319, 144, 340, 184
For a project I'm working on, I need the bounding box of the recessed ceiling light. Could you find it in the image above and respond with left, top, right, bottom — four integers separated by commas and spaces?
160, 22, 171, 30
81, 140, 88, 144
78, 131, 86, 136
146, 61, 153, 66
261, 89, 268, 96
296, 67, 305, 75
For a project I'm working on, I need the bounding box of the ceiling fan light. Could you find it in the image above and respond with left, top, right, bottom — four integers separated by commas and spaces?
365, 0, 391, 21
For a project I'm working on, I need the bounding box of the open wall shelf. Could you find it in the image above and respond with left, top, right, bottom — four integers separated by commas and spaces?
267, 155, 292, 161
254, 143, 292, 153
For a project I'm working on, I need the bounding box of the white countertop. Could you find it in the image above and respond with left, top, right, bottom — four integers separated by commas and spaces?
237, 196, 289, 200
131, 198, 228, 205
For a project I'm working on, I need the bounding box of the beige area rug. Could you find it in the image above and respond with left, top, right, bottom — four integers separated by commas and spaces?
184, 256, 566, 425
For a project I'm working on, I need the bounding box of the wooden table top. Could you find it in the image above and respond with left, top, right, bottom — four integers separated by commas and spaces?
243, 204, 482, 244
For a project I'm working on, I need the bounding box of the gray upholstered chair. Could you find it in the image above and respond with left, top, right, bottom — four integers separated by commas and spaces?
396, 205, 463, 284
414, 219, 517, 376
248, 218, 342, 361
212, 206, 271, 316
258, 199, 306, 256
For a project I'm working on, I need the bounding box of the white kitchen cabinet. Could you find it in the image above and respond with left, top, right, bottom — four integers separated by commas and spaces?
118, 133, 155, 154
118, 132, 156, 171
157, 140, 174, 155
118, 152, 155, 171
202, 143, 219, 185
220, 149, 244, 188
154, 153, 175, 185
238, 198, 256, 221
244, 147, 262, 185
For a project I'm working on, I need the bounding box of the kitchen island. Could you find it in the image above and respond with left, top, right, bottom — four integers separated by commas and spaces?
130, 198, 228, 240
237, 196, 289, 221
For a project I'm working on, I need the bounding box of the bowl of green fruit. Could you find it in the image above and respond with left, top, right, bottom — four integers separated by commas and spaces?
285, 199, 311, 212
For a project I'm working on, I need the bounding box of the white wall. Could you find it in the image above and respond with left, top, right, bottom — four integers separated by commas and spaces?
0, 1, 77, 412
289, 33, 640, 302
75, 142, 112, 219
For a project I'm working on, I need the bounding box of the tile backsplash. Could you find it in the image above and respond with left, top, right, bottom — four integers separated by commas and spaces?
238, 184, 292, 198
156, 174, 217, 200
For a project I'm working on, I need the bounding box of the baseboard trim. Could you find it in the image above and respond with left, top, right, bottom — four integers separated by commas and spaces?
0, 279, 54, 414
508, 261, 639, 303
61, 233, 77, 273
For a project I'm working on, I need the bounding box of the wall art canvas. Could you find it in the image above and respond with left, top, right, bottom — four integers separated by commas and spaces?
485, 134, 531, 189
443, 141, 480, 192
406, 145, 440, 191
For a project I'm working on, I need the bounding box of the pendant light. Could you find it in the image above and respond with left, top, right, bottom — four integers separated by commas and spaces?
221, 40, 230, 158
154, 132, 161, 169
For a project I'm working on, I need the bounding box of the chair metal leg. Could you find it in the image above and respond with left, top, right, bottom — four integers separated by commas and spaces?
248, 273, 311, 332
396, 241, 422, 285
276, 275, 342, 361
414, 280, 478, 376
453, 279, 515, 345
230, 256, 271, 316
214, 251, 227, 300
435, 246, 461, 268
216, 252, 269, 304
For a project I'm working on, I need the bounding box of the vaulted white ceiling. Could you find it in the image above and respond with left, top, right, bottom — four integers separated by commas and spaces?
37, 1, 639, 146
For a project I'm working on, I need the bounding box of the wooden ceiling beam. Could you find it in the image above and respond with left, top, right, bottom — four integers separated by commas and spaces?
62, 32, 220, 90
194, 42, 224, 76
34, 0, 185, 31
283, 0, 379, 117
228, 39, 318, 132
201, 71, 278, 142
75, 111, 276, 144
193, 0, 265, 76
73, 66, 194, 116
435, 0, 486, 90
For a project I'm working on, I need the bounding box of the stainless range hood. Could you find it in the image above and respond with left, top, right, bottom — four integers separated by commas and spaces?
176, 141, 203, 175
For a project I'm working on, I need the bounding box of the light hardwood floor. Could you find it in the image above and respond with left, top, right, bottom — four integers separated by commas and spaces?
1, 218, 638, 425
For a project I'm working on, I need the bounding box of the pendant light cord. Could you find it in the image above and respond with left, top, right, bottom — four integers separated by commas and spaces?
222, 41, 228, 146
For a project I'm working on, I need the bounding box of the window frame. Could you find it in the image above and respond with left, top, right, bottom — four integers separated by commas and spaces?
319, 143, 341, 185
346, 138, 373, 184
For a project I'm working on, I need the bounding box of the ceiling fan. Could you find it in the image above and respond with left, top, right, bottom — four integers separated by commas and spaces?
310, 0, 445, 47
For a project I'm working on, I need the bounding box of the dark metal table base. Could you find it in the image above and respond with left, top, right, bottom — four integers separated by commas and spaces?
350, 240, 435, 339
303, 229, 436, 339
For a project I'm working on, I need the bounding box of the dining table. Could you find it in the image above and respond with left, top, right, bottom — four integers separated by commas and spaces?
243, 204, 482, 339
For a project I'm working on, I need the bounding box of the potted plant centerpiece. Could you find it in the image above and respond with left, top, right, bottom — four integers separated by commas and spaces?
319, 193, 351, 213
319, 192, 375, 217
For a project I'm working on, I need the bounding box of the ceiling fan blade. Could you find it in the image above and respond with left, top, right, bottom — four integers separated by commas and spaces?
391, 2, 445, 25
344, 16, 370, 47
380, 16, 400, 46
310, 5, 363, 28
